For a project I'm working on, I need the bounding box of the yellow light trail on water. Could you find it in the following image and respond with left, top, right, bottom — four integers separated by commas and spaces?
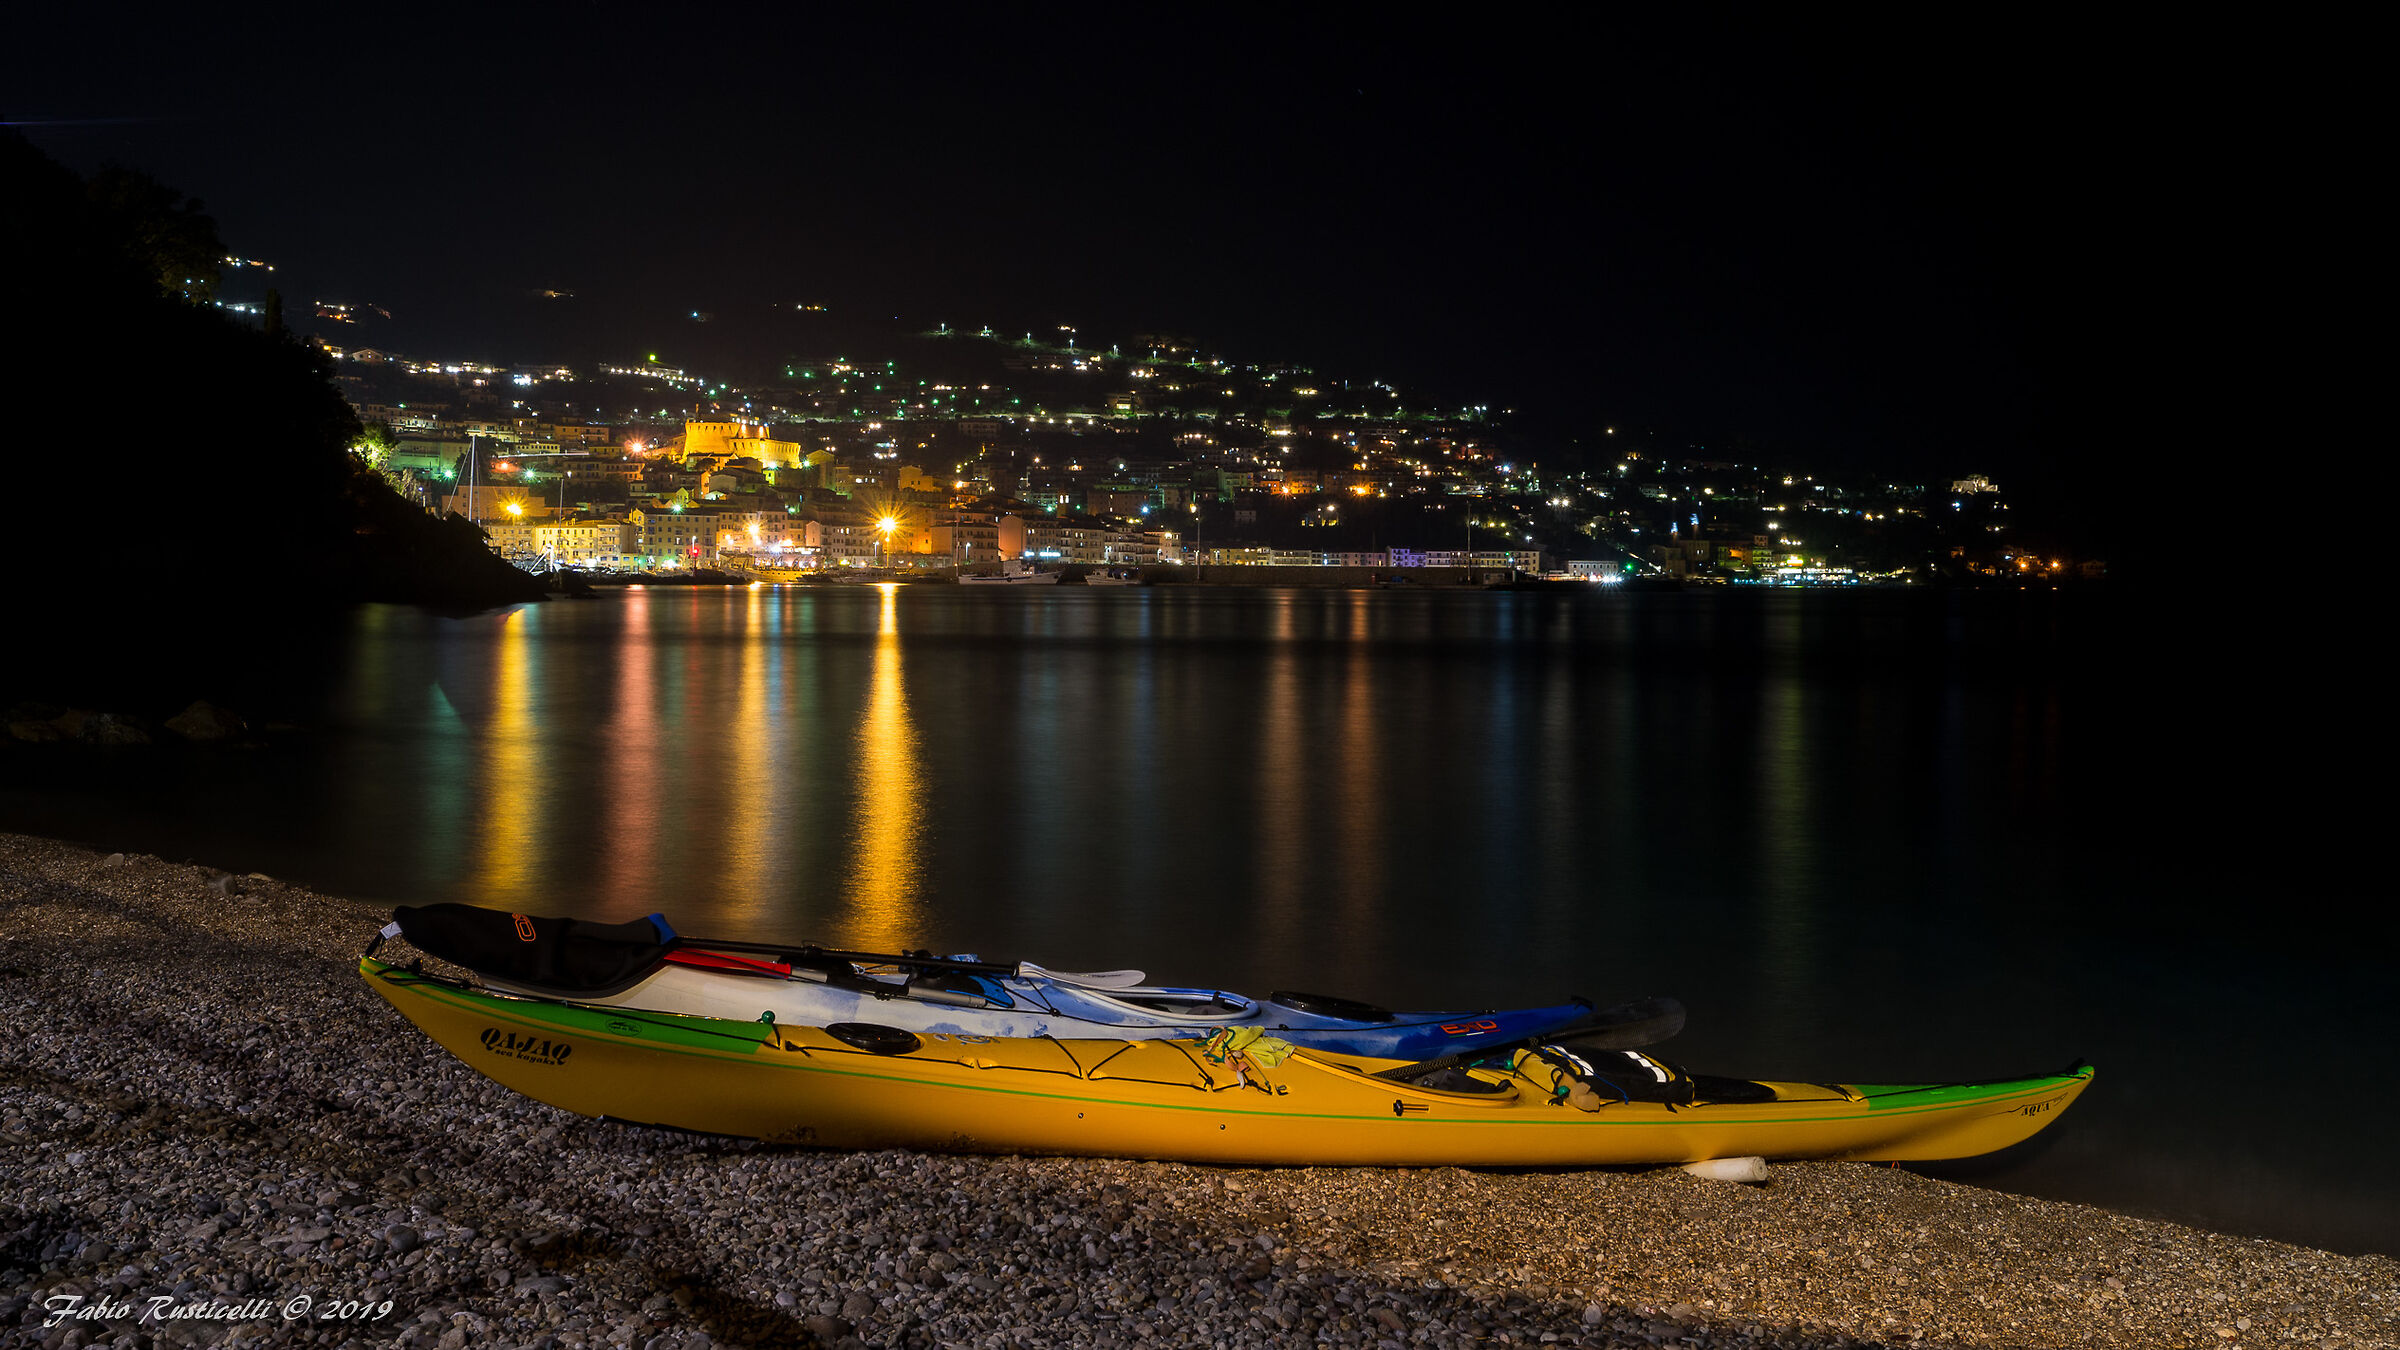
476, 609, 537, 905
722, 584, 778, 925
839, 584, 923, 945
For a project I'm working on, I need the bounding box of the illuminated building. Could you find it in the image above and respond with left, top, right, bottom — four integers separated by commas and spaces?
440, 486, 551, 523
624, 507, 714, 566
673, 417, 802, 469
531, 519, 633, 569
925, 521, 1001, 565
1019, 517, 1116, 566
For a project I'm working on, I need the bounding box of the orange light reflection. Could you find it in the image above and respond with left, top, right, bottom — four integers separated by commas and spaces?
837, 584, 923, 945
474, 610, 538, 905
721, 584, 778, 925
601, 587, 659, 913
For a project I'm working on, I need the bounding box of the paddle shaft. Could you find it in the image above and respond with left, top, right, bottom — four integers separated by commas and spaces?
670, 937, 1019, 978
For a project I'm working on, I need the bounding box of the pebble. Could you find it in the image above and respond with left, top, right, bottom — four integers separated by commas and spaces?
2, 830, 2395, 1350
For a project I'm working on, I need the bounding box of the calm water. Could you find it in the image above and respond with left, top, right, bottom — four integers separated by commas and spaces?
8, 584, 2389, 1254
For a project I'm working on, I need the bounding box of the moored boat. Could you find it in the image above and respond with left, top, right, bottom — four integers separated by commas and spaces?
377, 904, 1673, 1059
362, 958, 2094, 1165
960, 558, 1059, 585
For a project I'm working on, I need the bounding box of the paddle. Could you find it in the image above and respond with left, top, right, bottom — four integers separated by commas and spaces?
664, 939, 1017, 978
1368, 995, 1686, 1081
366, 910, 1157, 995
1015, 963, 1149, 990
664, 938, 1150, 989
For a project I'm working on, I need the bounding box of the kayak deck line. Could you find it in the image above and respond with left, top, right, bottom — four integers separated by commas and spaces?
363, 958, 2094, 1161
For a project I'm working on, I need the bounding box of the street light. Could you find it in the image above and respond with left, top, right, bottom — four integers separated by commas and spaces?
876, 515, 898, 571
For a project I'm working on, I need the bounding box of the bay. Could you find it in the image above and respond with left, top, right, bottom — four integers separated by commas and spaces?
6, 583, 2386, 1254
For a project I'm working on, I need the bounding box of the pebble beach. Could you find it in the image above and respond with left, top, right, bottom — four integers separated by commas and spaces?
1, 832, 2390, 1350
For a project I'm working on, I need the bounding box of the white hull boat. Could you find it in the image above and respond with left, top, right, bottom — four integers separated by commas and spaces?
961, 559, 1059, 585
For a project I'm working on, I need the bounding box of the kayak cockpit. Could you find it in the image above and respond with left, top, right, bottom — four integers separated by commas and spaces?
388, 902, 677, 998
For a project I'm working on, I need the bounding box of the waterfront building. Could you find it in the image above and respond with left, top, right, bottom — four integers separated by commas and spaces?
1107, 532, 1169, 566
532, 518, 633, 569
1019, 515, 1116, 566
1137, 528, 1182, 564
482, 518, 541, 565
800, 506, 888, 568
925, 520, 1002, 565
1385, 547, 1543, 571
701, 509, 778, 559
625, 506, 716, 566
1770, 565, 1858, 586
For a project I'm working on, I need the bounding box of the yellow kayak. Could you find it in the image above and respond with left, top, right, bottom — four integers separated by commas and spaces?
364, 959, 2092, 1165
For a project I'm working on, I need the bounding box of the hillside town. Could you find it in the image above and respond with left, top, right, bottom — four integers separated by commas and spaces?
333, 327, 2095, 585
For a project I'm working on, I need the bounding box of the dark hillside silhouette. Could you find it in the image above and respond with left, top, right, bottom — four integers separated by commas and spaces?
3, 133, 540, 705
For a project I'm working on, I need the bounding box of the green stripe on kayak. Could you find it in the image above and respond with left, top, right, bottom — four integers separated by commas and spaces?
366, 959, 777, 1052
1850, 1071, 2093, 1110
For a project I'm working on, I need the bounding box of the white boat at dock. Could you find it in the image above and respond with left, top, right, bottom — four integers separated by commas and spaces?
960, 558, 1060, 585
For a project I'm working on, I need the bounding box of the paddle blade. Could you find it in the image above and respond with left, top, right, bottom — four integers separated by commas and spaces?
1018, 964, 1149, 989
1548, 996, 1687, 1050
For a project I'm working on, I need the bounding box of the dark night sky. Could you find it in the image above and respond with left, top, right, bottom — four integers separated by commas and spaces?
8, 11, 2151, 488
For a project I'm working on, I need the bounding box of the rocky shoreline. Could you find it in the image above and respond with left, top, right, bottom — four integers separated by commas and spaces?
0, 834, 2389, 1350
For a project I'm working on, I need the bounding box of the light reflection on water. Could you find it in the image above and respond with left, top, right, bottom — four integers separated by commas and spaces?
3, 585, 2391, 1255
1335, 594, 1384, 935
600, 586, 662, 915
722, 585, 779, 930
1755, 604, 1818, 1028
837, 583, 924, 947
1253, 604, 1304, 951
473, 608, 537, 906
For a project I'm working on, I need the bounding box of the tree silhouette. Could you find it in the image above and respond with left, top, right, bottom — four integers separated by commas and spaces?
84, 165, 226, 303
